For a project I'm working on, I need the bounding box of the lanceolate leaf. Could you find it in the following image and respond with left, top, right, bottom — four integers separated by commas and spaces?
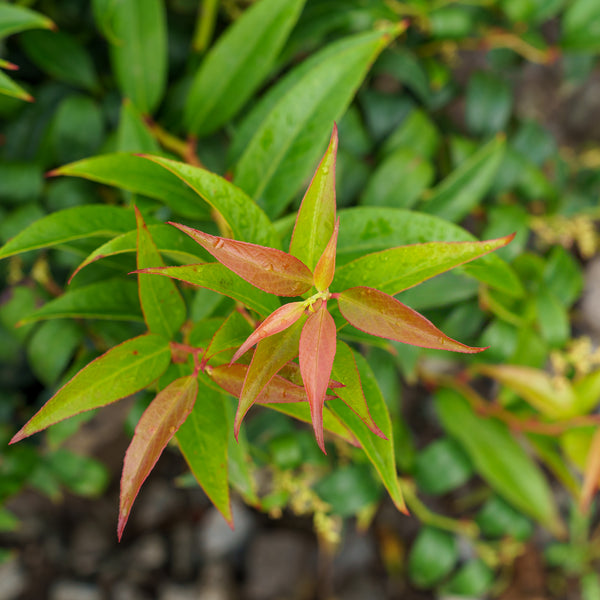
0, 70, 33, 102
289, 125, 338, 270
235, 316, 307, 437
475, 364, 576, 419
422, 134, 505, 222
141, 155, 279, 246
0, 4, 55, 39
333, 235, 514, 295
50, 154, 212, 220
0, 206, 136, 260
337, 287, 486, 353
336, 207, 523, 298
231, 302, 305, 363
176, 374, 232, 525
10, 334, 172, 443
234, 26, 402, 218
184, 0, 305, 136
435, 387, 563, 536
107, 0, 167, 114
299, 302, 337, 452
119, 375, 198, 539
169, 224, 313, 296
18, 279, 143, 325
135, 263, 280, 316
203, 311, 253, 363
135, 208, 186, 339
313, 218, 339, 292
328, 349, 406, 512
331, 341, 385, 439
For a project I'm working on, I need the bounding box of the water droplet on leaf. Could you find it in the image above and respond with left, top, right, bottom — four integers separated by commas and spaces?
215, 239, 225, 249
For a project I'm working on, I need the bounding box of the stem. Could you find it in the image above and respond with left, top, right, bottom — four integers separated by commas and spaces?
193, 0, 219, 53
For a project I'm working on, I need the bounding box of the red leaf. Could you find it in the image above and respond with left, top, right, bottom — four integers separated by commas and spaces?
118, 375, 198, 540
209, 362, 336, 404
338, 286, 486, 353
313, 217, 339, 292
299, 303, 337, 453
169, 222, 313, 296
231, 301, 306, 364
278, 361, 344, 389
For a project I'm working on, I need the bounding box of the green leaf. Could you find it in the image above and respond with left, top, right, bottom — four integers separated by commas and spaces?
106, 0, 167, 113
422, 134, 506, 222
408, 527, 458, 589
27, 320, 82, 386
442, 559, 494, 597
117, 99, 161, 153
10, 333, 172, 443
0, 4, 55, 39
233, 26, 402, 218
70, 224, 209, 282
334, 234, 514, 296
289, 125, 338, 271
573, 370, 600, 416
475, 495, 533, 541
535, 288, 569, 348
0, 205, 136, 260
336, 207, 523, 297
329, 349, 406, 512
135, 208, 186, 339
0, 70, 33, 102
19, 30, 99, 92
51, 154, 211, 220
466, 71, 512, 136
137, 263, 280, 316
176, 375, 232, 524
360, 148, 433, 210
119, 375, 198, 539
184, 0, 305, 136
140, 155, 279, 247
562, 0, 600, 50
47, 449, 109, 497
435, 387, 563, 535
204, 310, 253, 363
382, 108, 440, 159
19, 279, 143, 325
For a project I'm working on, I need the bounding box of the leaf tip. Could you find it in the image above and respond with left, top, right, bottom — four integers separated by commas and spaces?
9, 429, 27, 445
45, 168, 59, 178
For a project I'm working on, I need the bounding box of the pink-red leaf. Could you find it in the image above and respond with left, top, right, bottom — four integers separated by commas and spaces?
234, 316, 306, 437
118, 375, 198, 540
231, 301, 306, 364
313, 217, 339, 292
169, 222, 313, 296
299, 302, 337, 452
337, 286, 486, 353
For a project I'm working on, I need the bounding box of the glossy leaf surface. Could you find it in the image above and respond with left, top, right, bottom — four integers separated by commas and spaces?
106, 0, 167, 113
119, 375, 197, 539
135, 263, 280, 316
313, 218, 339, 292
185, 0, 305, 135
289, 125, 338, 270
176, 375, 232, 524
299, 303, 337, 452
135, 208, 186, 339
169, 224, 313, 296
234, 27, 401, 218
338, 287, 485, 353
0, 206, 136, 260
231, 302, 305, 363
11, 334, 171, 443
333, 235, 514, 295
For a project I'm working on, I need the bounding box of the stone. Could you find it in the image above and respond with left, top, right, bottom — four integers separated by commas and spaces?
49, 580, 102, 600
0, 558, 25, 600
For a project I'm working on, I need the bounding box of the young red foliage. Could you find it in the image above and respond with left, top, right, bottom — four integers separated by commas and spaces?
118, 375, 197, 540
230, 301, 306, 364
299, 301, 337, 453
169, 222, 313, 296
337, 286, 487, 353
313, 217, 339, 292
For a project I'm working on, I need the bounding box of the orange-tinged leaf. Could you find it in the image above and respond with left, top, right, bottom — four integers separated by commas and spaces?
278, 361, 344, 389
210, 362, 336, 403
231, 301, 306, 364
169, 222, 313, 296
299, 303, 337, 452
234, 316, 306, 437
118, 375, 198, 540
289, 124, 338, 270
313, 217, 339, 292
337, 286, 486, 353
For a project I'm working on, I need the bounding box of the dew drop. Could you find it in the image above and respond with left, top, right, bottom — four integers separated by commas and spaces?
323, 167, 329, 175
265, 263, 274, 271
438, 337, 445, 345
214, 239, 225, 249
484, 244, 491, 251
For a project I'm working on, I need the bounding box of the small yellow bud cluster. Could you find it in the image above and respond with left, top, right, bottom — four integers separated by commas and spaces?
550, 336, 600, 379
531, 214, 598, 259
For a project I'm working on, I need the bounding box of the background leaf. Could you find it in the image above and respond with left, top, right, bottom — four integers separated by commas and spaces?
0, 4, 55, 39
